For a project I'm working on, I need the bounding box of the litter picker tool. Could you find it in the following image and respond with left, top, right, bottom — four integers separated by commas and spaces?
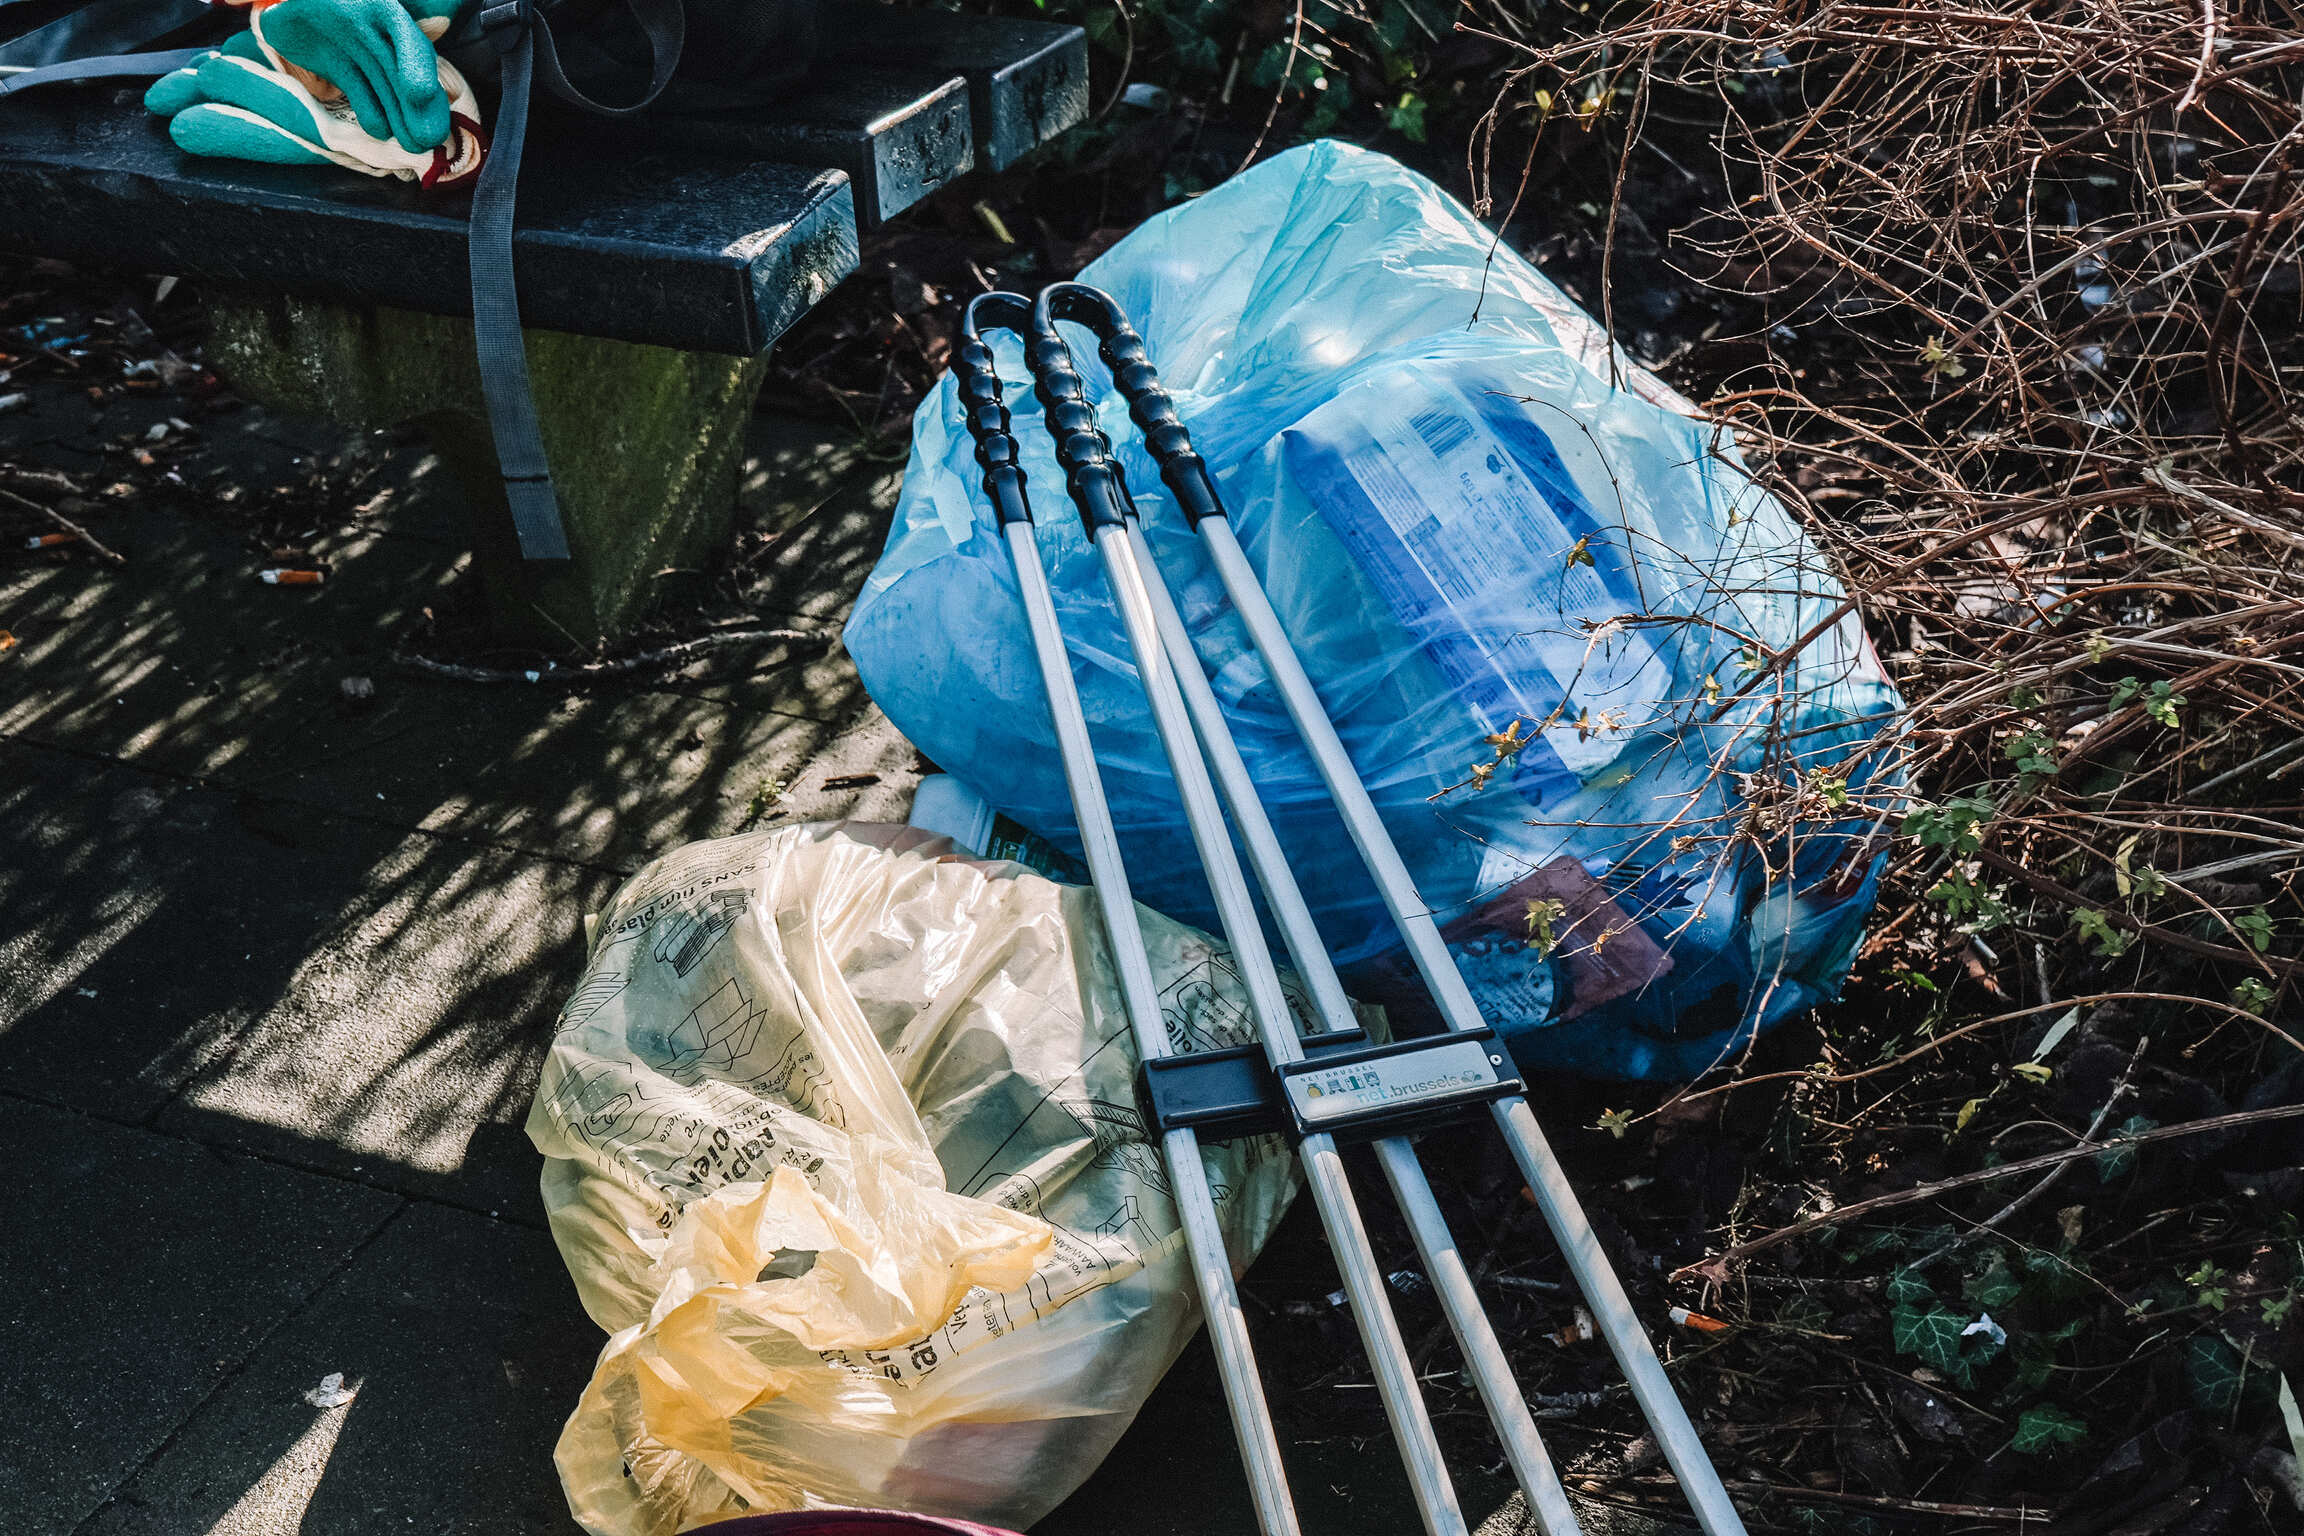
951, 286, 1747, 1536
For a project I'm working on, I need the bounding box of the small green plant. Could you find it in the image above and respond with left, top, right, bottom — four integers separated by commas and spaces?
1927, 869, 2007, 930
1918, 336, 1968, 379
2109, 676, 2185, 727
2071, 907, 2132, 957
2003, 728, 2059, 778
2112, 835, 2167, 901
2233, 976, 2276, 1013
2234, 907, 2276, 952
1525, 897, 1567, 955
739, 775, 789, 831
1904, 793, 1995, 856
2187, 1260, 2231, 1312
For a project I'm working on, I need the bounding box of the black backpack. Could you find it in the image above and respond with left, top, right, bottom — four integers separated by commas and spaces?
1, 0, 825, 561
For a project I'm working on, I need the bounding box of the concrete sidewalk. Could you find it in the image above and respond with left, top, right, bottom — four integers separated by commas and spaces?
0, 356, 1558, 1534
0, 381, 922, 1534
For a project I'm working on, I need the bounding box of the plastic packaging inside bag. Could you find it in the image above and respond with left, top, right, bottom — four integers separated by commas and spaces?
529, 821, 1303, 1536
844, 141, 1905, 1081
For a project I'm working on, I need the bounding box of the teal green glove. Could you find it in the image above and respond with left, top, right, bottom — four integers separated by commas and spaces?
251, 0, 457, 153
144, 33, 487, 184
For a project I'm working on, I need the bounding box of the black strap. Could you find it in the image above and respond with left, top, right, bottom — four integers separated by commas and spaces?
0, 47, 205, 97
495, 0, 684, 118
462, 0, 685, 561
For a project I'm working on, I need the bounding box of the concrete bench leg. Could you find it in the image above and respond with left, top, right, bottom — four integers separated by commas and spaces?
206, 292, 770, 647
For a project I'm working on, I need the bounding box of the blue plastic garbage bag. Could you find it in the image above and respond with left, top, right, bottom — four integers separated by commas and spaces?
846, 141, 1905, 1081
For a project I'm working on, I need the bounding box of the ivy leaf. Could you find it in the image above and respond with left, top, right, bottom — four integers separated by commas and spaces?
1891, 1302, 1995, 1387
1964, 1254, 2023, 1311
1886, 1267, 1936, 1304
2095, 1113, 2156, 1180
2186, 1335, 2253, 1415
2009, 1403, 2088, 1454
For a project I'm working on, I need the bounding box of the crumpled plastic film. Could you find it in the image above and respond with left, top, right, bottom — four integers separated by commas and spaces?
530, 821, 1305, 1535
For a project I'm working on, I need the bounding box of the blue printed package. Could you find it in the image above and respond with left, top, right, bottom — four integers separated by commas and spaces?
846, 141, 1905, 1080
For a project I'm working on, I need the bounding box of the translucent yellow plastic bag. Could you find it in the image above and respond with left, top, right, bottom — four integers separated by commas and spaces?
529, 821, 1304, 1535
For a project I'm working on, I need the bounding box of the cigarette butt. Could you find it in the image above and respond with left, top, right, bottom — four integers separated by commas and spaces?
1668, 1306, 1732, 1333
1549, 1306, 1596, 1347
259, 568, 324, 586
27, 532, 78, 549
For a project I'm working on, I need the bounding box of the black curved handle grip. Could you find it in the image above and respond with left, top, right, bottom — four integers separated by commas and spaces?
1025, 314, 1132, 533
1044, 283, 1228, 527
955, 294, 1035, 527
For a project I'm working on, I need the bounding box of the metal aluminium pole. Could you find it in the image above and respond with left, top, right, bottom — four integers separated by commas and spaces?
1040, 282, 1748, 1536
1204, 511, 1749, 1536
1123, 520, 1584, 1536
1026, 300, 1469, 1536
955, 296, 1300, 1536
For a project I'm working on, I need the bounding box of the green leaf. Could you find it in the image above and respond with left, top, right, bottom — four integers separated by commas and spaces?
2233, 976, 2276, 1014
2235, 908, 2275, 953
2009, 1403, 2088, 1454
1903, 794, 1996, 856
1918, 336, 1967, 379
1891, 1301, 1997, 1387
1886, 1267, 1936, 1304
1385, 91, 1428, 144
2021, 1248, 2094, 1303
2010, 1332, 2060, 1391
2003, 729, 2058, 778
2071, 907, 2133, 957
2186, 1334, 2251, 1414
1927, 869, 2007, 930
2095, 1113, 2156, 1180
1963, 1254, 2023, 1311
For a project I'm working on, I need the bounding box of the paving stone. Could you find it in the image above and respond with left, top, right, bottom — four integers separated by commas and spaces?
0, 736, 616, 1211
77, 1200, 598, 1536
0, 410, 914, 874
0, 1097, 401, 1534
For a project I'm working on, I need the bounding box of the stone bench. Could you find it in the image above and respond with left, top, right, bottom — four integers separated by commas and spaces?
0, 0, 1086, 642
